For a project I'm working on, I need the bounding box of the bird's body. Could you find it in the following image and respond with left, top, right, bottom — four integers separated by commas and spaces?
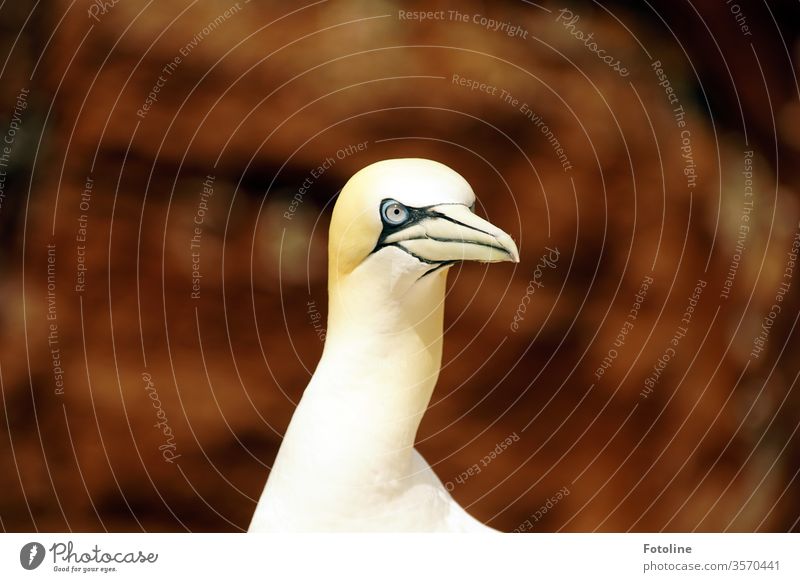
249, 159, 518, 532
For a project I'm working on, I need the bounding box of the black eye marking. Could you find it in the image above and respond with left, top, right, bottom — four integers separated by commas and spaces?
372, 199, 438, 251
370, 199, 488, 266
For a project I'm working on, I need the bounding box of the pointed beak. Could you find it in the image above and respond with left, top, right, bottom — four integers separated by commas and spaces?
382, 204, 519, 264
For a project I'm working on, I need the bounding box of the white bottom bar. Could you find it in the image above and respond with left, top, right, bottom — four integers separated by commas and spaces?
1, 533, 796, 581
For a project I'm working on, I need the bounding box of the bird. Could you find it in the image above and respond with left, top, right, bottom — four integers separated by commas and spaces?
249, 158, 519, 532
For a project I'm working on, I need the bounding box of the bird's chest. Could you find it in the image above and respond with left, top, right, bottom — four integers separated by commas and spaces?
313, 465, 453, 532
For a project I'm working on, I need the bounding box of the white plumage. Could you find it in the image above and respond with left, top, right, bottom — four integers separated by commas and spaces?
250, 159, 519, 532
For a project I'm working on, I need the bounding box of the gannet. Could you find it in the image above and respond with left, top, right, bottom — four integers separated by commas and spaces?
250, 159, 519, 532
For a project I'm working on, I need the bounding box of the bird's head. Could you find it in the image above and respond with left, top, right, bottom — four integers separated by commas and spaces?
328, 158, 519, 287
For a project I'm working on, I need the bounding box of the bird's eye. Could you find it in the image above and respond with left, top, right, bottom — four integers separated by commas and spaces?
381, 200, 409, 225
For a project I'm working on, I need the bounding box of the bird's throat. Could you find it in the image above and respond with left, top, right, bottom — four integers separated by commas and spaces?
316, 263, 449, 465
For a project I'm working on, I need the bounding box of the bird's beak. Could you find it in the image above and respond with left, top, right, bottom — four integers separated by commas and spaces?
382, 204, 520, 264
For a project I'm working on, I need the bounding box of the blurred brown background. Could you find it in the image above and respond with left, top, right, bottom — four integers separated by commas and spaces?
0, 0, 798, 532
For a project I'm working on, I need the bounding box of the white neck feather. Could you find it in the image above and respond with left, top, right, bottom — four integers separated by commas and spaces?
321, 257, 448, 461
254, 251, 453, 529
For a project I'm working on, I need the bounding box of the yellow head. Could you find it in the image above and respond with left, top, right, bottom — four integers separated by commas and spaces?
329, 158, 519, 283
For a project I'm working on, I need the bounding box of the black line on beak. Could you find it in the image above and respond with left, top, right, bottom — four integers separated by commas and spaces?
431, 213, 495, 238
380, 242, 442, 265
419, 261, 456, 279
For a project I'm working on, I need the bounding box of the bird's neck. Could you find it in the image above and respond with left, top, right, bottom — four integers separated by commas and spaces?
317, 263, 448, 461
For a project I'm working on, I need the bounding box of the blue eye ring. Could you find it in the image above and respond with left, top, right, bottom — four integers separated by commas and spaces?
381, 199, 409, 225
